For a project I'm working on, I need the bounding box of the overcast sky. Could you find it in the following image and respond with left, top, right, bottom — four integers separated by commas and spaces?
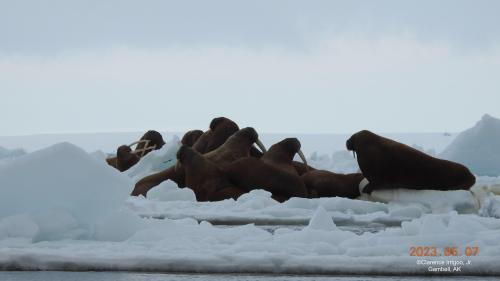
1, 0, 499, 136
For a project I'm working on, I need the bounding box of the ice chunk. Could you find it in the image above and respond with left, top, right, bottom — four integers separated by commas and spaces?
306, 206, 336, 231
126, 136, 181, 181
0, 142, 133, 234
147, 181, 197, 202
441, 114, 500, 176
370, 188, 477, 213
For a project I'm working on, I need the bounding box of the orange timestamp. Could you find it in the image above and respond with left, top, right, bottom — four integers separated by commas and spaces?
409, 246, 479, 257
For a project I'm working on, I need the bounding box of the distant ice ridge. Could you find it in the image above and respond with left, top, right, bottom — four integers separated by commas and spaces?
0, 146, 25, 160
0, 146, 26, 167
441, 114, 500, 176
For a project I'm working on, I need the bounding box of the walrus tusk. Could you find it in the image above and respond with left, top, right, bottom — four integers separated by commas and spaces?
297, 149, 309, 170
128, 140, 156, 157
255, 139, 267, 153
353, 151, 356, 159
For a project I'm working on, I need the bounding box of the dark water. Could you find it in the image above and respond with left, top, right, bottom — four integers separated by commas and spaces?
0, 272, 497, 281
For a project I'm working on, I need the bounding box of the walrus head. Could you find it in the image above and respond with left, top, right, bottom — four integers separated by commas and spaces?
346, 130, 374, 158
275, 138, 308, 167
181, 130, 204, 147
210, 117, 232, 130
201, 117, 240, 153
137, 130, 166, 152
232, 127, 267, 153
209, 117, 239, 133
117, 145, 133, 159
116, 145, 140, 172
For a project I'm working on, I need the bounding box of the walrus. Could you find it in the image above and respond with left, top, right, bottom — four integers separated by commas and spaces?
177, 145, 246, 201
226, 138, 309, 202
192, 117, 239, 154
192, 117, 264, 157
181, 130, 204, 147
131, 122, 266, 197
135, 130, 166, 156
346, 130, 476, 193
160, 127, 266, 201
131, 117, 241, 196
106, 130, 165, 171
301, 170, 364, 199
115, 145, 140, 172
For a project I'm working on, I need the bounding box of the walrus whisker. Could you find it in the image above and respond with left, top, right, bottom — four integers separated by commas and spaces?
297, 149, 309, 171
255, 139, 267, 153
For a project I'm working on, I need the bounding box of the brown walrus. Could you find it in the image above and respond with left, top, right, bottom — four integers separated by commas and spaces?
226, 138, 309, 202
107, 130, 165, 171
192, 117, 239, 154
162, 127, 266, 201
135, 130, 166, 156
346, 130, 476, 193
301, 170, 364, 199
131, 118, 241, 196
203, 127, 267, 169
177, 145, 246, 201
131, 121, 266, 197
181, 130, 204, 147
115, 145, 140, 172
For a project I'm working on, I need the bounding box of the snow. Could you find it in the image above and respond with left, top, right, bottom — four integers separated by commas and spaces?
0, 210, 499, 275
441, 114, 500, 176
0, 142, 133, 240
125, 136, 181, 182
0, 120, 500, 275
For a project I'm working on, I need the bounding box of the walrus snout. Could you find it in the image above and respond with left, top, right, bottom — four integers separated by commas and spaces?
234, 127, 267, 153
454, 165, 476, 189
346, 136, 355, 151
280, 138, 308, 168
237, 127, 259, 141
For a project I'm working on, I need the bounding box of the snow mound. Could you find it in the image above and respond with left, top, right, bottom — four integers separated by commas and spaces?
0, 142, 133, 240
441, 114, 500, 176
147, 181, 197, 202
